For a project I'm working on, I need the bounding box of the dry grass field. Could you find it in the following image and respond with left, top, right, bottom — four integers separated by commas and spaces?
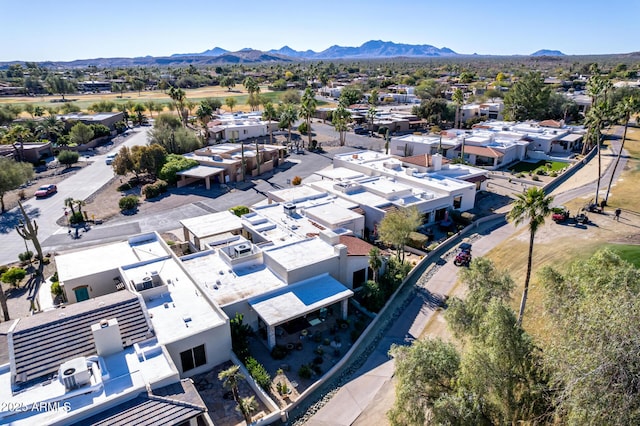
422, 126, 640, 343
0, 85, 284, 114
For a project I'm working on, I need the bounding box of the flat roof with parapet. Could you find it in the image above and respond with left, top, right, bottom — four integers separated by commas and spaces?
249, 204, 329, 240
302, 201, 363, 227
263, 238, 338, 272
249, 273, 353, 327
121, 257, 227, 345
183, 152, 237, 165
180, 250, 286, 307
55, 234, 169, 282
268, 185, 327, 204
309, 179, 394, 208
0, 341, 176, 426
177, 165, 225, 178
392, 134, 457, 146
313, 166, 366, 181
180, 210, 242, 240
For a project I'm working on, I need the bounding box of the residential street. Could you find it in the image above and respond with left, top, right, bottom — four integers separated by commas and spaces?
0, 128, 150, 266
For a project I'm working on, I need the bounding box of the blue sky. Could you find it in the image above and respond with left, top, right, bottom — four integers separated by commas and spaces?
2, 0, 639, 61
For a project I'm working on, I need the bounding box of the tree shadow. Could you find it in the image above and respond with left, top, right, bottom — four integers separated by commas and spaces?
0, 205, 41, 234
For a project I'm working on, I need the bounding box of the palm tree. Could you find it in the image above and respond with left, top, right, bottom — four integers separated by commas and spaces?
452, 88, 464, 129
366, 105, 377, 137
507, 187, 553, 325
168, 86, 187, 126
237, 395, 258, 424
262, 102, 277, 145
332, 104, 351, 146
584, 103, 610, 206
368, 247, 382, 283
300, 87, 317, 149
196, 102, 213, 141
604, 96, 639, 204
218, 364, 244, 403
279, 103, 298, 147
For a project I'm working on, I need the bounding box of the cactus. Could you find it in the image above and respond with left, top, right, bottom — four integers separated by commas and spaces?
16, 201, 44, 265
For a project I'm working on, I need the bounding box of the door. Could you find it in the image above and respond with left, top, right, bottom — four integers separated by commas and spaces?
74, 286, 89, 302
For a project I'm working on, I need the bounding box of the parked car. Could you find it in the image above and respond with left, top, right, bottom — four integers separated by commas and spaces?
34, 184, 57, 198
353, 126, 368, 135
105, 153, 117, 165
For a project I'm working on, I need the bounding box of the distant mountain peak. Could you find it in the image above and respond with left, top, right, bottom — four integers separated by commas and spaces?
531, 49, 565, 56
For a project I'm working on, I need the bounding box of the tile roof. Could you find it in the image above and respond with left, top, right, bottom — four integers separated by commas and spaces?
401, 154, 450, 168
459, 145, 503, 158
10, 291, 150, 384
339, 235, 374, 256
72, 379, 207, 426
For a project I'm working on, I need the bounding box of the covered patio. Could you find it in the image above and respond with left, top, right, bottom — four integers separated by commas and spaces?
176, 165, 225, 190
249, 274, 354, 349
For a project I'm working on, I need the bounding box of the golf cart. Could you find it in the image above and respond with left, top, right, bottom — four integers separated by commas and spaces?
453, 242, 472, 267
552, 206, 570, 223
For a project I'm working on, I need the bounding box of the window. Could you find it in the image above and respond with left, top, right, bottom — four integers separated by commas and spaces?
180, 344, 207, 373
453, 196, 462, 209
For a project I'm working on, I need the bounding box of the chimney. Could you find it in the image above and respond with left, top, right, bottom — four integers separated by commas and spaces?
425, 153, 430, 167
432, 153, 443, 171
91, 318, 123, 356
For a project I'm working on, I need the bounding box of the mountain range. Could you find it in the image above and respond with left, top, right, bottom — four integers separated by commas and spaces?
174, 40, 459, 60
0, 41, 569, 68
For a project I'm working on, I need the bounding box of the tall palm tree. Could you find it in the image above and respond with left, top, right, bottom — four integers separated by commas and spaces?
279, 103, 298, 147
604, 96, 639, 204
262, 102, 277, 145
300, 88, 317, 149
168, 86, 187, 126
332, 104, 351, 147
368, 247, 382, 283
452, 88, 464, 129
584, 103, 610, 206
218, 364, 244, 403
507, 187, 553, 325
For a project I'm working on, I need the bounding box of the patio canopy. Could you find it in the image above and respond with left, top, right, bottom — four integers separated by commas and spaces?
248, 273, 353, 328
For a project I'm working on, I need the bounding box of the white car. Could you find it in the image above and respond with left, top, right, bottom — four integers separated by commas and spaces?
105, 153, 117, 165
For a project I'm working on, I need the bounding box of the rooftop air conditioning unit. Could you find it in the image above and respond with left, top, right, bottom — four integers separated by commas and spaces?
283, 202, 297, 217
234, 243, 251, 256
59, 357, 91, 391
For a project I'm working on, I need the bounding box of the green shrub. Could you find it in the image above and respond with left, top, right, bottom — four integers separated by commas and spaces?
57, 150, 80, 168
69, 211, 84, 224
270, 344, 288, 360
18, 251, 33, 263
297, 121, 309, 135
407, 231, 428, 249
230, 205, 250, 217
532, 175, 540, 182
1, 267, 27, 287
158, 154, 199, 184
298, 364, 312, 380
535, 168, 546, 175
550, 171, 558, 177
142, 180, 168, 199
245, 356, 271, 391
119, 195, 139, 211
50, 271, 58, 282
51, 281, 63, 296
117, 182, 132, 192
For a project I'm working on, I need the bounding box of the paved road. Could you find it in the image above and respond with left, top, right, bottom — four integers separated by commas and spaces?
36, 145, 355, 254
0, 128, 150, 265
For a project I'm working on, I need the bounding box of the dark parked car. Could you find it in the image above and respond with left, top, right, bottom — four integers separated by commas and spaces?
34, 184, 57, 198
353, 126, 368, 135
